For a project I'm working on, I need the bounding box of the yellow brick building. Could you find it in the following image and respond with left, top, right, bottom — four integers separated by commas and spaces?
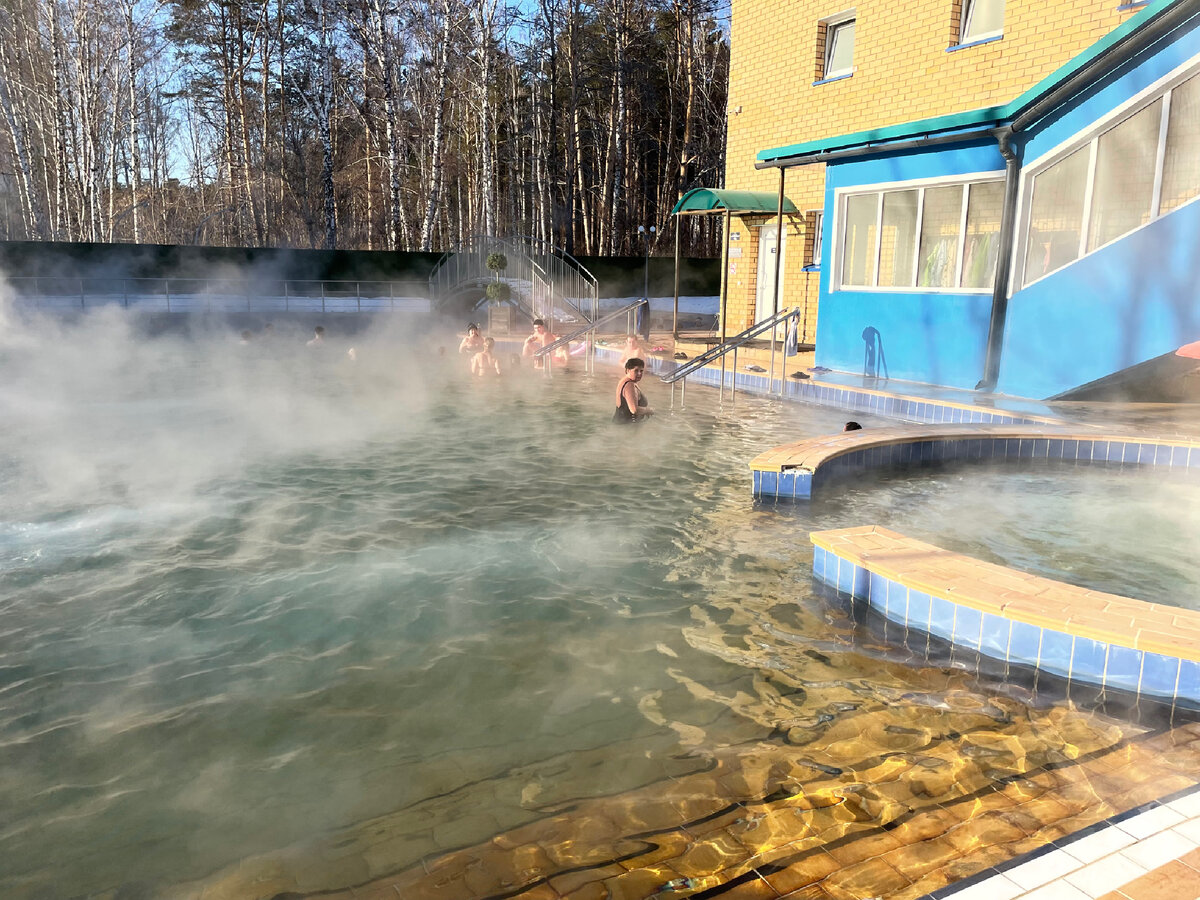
719, 0, 1151, 342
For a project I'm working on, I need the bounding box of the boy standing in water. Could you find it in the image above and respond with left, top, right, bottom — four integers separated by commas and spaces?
522, 318, 569, 368
471, 337, 501, 376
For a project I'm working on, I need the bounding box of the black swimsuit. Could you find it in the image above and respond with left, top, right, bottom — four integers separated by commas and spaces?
613, 378, 648, 423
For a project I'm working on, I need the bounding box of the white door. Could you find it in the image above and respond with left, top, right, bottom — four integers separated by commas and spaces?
755, 223, 786, 323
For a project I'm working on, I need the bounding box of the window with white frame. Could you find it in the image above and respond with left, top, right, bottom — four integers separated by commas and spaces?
835, 178, 1005, 291
823, 13, 855, 79
1019, 65, 1200, 287
960, 0, 1004, 43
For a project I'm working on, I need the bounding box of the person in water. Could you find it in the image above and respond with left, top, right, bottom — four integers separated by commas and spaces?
471, 337, 501, 376
620, 332, 648, 367
843, 421, 862, 431
522, 318, 554, 366
613, 357, 652, 423
459, 323, 485, 355
307, 325, 325, 347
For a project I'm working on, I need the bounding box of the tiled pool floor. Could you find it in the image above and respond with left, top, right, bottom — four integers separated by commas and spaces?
178, 707, 1200, 900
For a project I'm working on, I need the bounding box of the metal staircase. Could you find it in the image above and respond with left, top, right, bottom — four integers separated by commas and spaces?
428, 235, 599, 330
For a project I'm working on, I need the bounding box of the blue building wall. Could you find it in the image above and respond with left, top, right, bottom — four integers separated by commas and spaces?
815, 141, 1004, 389
995, 23, 1200, 399
814, 18, 1200, 399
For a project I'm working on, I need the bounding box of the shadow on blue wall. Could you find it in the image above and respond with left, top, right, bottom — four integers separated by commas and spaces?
862, 326, 889, 379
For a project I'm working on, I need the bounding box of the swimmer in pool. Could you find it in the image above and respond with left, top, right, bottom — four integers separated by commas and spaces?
613, 357, 652, 423
459, 323, 485, 355
843, 421, 862, 431
620, 333, 648, 367
523, 318, 566, 369
471, 337, 501, 376
307, 325, 325, 347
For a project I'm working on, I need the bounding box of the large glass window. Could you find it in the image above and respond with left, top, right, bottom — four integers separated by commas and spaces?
879, 191, 918, 286
961, 0, 1004, 43
1088, 100, 1161, 252
1024, 146, 1089, 284
1019, 63, 1200, 287
1161, 73, 1200, 215
842, 193, 877, 286
962, 181, 1005, 289
837, 179, 1003, 291
917, 186, 963, 288
824, 17, 855, 79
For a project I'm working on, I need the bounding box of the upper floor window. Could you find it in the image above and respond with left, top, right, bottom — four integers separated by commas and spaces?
835, 177, 1004, 291
1019, 65, 1200, 287
822, 12, 856, 80
960, 0, 1004, 43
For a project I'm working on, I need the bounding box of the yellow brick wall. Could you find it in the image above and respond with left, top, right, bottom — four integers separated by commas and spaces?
721, 0, 1147, 334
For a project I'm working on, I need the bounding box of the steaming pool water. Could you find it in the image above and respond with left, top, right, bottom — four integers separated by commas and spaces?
2, 313, 1200, 898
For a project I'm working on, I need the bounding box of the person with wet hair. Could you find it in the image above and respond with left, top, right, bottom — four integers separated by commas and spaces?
459, 323, 485, 355
307, 325, 325, 347
471, 337, 501, 376
613, 357, 652, 424
523, 318, 565, 369
843, 421, 862, 431
620, 332, 648, 367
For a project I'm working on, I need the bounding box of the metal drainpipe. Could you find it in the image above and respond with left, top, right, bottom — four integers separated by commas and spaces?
977, 126, 1022, 393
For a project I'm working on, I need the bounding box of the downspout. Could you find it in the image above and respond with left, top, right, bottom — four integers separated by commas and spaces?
976, 126, 1022, 392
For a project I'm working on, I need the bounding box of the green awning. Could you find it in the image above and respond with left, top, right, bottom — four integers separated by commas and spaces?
670, 188, 800, 216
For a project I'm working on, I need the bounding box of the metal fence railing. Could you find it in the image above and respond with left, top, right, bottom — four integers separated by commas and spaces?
4, 277, 432, 313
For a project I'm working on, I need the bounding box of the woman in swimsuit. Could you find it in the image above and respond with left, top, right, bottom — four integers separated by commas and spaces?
458, 323, 485, 355
613, 357, 652, 423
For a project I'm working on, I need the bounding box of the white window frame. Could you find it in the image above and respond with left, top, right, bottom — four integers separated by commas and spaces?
960, 0, 1004, 44
1012, 52, 1200, 293
830, 171, 1005, 294
822, 10, 856, 80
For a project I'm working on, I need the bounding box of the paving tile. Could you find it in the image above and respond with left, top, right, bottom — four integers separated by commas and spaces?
1119, 828, 1198, 870
1021, 880, 1095, 900
1063, 853, 1149, 898
936, 872, 1024, 900
1004, 846, 1085, 890
1112, 858, 1200, 900
1059, 823, 1138, 864
1167, 791, 1200, 820
1116, 805, 1187, 840
1175, 817, 1200, 845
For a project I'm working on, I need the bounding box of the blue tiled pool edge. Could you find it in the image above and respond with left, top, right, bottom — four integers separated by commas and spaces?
754, 433, 1200, 501
811, 541, 1200, 709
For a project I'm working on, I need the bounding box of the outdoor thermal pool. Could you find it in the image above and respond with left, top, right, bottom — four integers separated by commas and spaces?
2, 308, 1200, 899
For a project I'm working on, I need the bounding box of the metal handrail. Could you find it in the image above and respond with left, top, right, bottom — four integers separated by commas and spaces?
534, 300, 645, 355
661, 307, 800, 402
531, 300, 645, 377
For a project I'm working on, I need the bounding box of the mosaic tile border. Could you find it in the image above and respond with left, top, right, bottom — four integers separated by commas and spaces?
810, 527, 1200, 708
751, 427, 1200, 501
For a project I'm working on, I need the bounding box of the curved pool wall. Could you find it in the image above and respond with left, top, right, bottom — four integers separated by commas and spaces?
812, 525, 1200, 710
749, 424, 1200, 501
